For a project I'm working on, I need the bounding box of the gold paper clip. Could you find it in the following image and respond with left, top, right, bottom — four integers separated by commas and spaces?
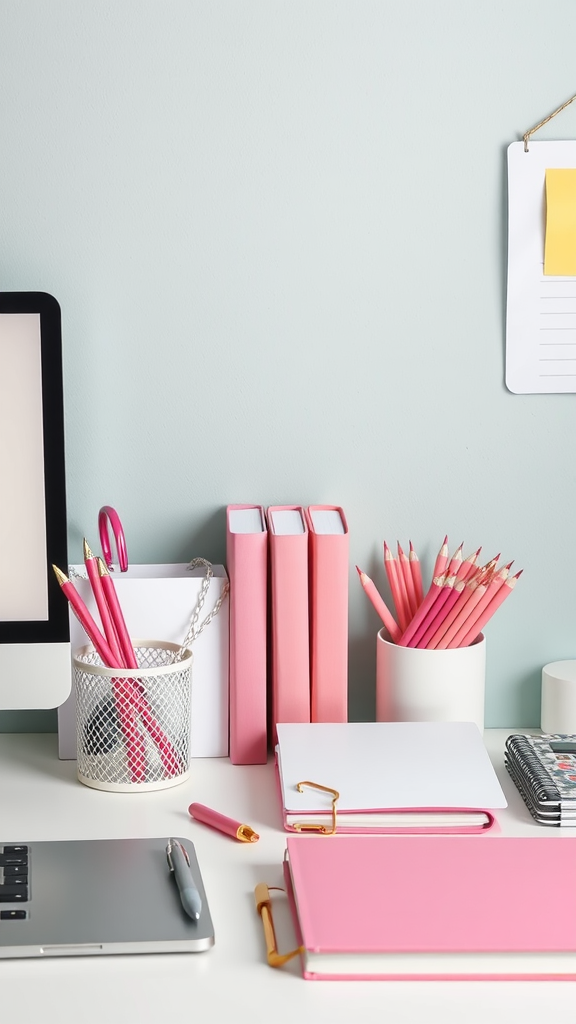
292, 780, 340, 835
254, 884, 304, 968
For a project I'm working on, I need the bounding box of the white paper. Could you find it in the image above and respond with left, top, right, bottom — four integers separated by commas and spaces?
276, 721, 507, 812
506, 141, 576, 394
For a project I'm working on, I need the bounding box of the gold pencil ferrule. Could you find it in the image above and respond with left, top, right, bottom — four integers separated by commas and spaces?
237, 824, 260, 843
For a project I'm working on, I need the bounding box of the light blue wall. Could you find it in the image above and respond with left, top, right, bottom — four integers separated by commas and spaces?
2, 0, 576, 731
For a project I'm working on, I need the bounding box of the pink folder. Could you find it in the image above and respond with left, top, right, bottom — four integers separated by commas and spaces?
267, 506, 310, 739
226, 505, 268, 764
304, 505, 349, 722
284, 834, 576, 980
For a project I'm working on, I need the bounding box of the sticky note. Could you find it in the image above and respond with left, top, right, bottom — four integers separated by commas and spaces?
544, 168, 576, 276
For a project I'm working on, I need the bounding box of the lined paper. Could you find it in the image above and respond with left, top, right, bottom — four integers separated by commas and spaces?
506, 141, 576, 393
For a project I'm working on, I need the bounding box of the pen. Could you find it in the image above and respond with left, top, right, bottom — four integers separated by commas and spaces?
166, 838, 202, 920
188, 802, 260, 842
52, 565, 116, 666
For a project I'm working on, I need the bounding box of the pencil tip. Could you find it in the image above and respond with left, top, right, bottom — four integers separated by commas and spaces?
97, 557, 110, 576
52, 564, 68, 586
83, 537, 93, 560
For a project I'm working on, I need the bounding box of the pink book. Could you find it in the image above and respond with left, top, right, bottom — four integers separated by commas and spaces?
226, 505, 268, 764
304, 506, 349, 723
267, 506, 310, 738
284, 834, 576, 980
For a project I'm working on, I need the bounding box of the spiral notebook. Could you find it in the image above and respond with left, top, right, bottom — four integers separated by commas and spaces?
283, 834, 576, 980
505, 732, 576, 825
275, 721, 507, 834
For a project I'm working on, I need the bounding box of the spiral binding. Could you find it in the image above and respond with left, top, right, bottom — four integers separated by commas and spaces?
505, 735, 560, 806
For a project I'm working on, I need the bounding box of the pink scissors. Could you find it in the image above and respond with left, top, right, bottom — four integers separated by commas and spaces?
98, 505, 129, 572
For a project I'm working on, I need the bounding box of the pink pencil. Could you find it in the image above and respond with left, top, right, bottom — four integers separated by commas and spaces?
417, 577, 466, 649
445, 559, 508, 650
98, 557, 139, 670
408, 541, 424, 607
83, 538, 124, 667
398, 572, 447, 646
432, 575, 488, 649
384, 542, 410, 632
425, 567, 482, 649
397, 542, 418, 618
456, 546, 481, 582
432, 535, 449, 580
451, 563, 511, 647
356, 566, 401, 643
446, 542, 463, 578
457, 571, 522, 647
453, 565, 520, 643
408, 573, 457, 648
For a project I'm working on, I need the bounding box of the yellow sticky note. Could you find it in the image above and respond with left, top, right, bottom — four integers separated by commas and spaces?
544, 168, 576, 276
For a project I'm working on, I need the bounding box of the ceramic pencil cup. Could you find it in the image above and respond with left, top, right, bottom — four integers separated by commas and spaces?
376, 630, 486, 733
73, 639, 193, 792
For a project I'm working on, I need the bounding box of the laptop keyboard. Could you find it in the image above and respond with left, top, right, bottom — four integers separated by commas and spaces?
0, 846, 29, 912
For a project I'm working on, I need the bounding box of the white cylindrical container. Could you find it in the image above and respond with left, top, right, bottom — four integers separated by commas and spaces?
74, 639, 193, 792
541, 660, 576, 734
376, 630, 486, 733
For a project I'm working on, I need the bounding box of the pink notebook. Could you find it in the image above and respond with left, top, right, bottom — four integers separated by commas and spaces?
226, 505, 268, 764
284, 834, 576, 980
304, 506, 349, 723
267, 507, 310, 738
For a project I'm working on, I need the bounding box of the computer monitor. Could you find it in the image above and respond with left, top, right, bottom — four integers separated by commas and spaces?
0, 292, 71, 708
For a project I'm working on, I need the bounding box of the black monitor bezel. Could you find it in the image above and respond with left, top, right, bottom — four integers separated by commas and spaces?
0, 292, 69, 643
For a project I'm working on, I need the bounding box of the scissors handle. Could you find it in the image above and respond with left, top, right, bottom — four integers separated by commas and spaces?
98, 505, 129, 572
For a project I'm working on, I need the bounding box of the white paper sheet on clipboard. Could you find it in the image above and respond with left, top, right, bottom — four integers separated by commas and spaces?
506, 140, 576, 394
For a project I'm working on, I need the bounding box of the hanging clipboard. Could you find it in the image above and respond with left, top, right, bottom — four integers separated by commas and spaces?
506, 94, 576, 394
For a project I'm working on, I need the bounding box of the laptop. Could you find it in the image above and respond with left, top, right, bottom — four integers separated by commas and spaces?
0, 836, 214, 958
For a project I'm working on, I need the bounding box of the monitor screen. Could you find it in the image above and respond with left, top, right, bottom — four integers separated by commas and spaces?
0, 293, 70, 708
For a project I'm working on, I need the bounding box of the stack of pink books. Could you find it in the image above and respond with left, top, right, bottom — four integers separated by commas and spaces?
226, 504, 349, 765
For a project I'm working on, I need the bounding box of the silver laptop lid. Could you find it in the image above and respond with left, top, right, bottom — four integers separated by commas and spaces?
0, 837, 214, 958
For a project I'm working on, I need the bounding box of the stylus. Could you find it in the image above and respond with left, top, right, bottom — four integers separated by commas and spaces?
166, 838, 202, 921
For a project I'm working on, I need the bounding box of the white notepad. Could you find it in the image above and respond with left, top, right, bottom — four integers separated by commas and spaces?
506, 140, 576, 394
275, 721, 507, 833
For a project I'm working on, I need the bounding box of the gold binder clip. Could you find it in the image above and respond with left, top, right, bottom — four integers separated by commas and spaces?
292, 780, 340, 835
254, 883, 304, 968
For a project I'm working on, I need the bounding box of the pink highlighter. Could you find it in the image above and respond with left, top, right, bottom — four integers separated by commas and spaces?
188, 802, 259, 843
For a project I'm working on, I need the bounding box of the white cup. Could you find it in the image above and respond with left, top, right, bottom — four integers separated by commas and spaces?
541, 660, 576, 734
376, 630, 486, 733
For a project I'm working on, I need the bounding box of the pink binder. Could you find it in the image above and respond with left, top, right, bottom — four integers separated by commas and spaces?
267, 506, 310, 738
226, 505, 268, 764
283, 834, 576, 980
304, 505, 349, 722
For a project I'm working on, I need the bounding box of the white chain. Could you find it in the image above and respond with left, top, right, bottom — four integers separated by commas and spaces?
175, 557, 230, 659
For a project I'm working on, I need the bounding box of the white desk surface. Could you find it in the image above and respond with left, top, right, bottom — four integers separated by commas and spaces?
1, 729, 575, 1024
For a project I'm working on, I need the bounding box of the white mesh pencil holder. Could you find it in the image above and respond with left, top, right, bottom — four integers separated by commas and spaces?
73, 640, 193, 792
